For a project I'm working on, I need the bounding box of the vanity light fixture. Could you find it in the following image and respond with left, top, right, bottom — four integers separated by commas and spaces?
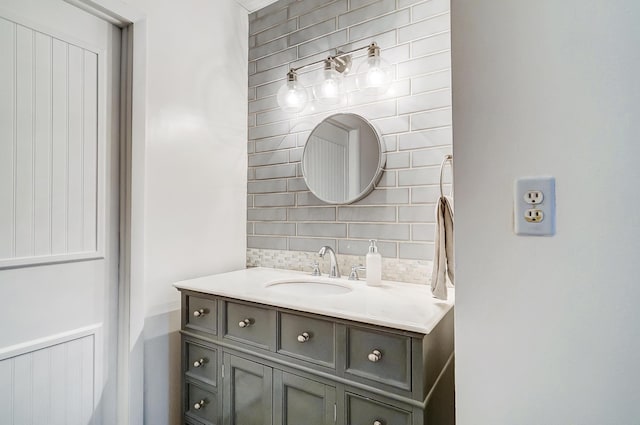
276, 69, 309, 113
356, 43, 392, 95
313, 59, 345, 105
276, 42, 390, 113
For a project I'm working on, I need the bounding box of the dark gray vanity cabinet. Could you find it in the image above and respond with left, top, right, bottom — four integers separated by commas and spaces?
222, 354, 273, 425
180, 290, 455, 425
274, 371, 337, 425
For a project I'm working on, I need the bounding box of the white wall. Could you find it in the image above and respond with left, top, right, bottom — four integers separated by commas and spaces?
452, 1, 640, 423
133, 0, 248, 314
122, 0, 248, 423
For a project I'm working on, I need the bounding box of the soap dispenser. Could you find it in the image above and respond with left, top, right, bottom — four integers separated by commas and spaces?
366, 239, 382, 286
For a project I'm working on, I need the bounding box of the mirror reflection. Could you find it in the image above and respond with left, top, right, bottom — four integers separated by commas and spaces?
302, 113, 385, 204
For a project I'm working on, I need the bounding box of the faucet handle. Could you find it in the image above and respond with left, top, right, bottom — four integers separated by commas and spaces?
349, 264, 366, 281
310, 261, 321, 276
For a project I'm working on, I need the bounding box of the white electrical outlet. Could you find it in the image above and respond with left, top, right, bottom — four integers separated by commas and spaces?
524, 190, 544, 204
524, 209, 544, 223
514, 177, 555, 236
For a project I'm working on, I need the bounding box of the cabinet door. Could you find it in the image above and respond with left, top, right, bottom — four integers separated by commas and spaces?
274, 371, 337, 425
222, 354, 273, 425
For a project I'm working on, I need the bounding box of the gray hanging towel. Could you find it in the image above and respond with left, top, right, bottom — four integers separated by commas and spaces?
431, 195, 454, 300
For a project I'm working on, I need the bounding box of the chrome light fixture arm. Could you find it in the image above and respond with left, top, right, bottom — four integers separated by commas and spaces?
287, 42, 380, 75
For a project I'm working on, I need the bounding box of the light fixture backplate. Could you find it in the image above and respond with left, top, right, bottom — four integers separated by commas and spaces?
333, 52, 352, 74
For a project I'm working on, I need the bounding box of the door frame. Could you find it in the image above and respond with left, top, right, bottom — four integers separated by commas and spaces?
63, 1, 147, 424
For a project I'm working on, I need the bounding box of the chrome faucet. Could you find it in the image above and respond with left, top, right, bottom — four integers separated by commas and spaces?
318, 246, 340, 278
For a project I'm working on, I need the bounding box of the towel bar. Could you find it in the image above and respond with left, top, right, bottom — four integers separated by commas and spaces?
439, 154, 453, 198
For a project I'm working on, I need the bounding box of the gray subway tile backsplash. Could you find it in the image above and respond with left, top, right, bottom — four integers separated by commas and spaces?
298, 223, 348, 238
373, 115, 410, 135
254, 19, 298, 46
353, 188, 409, 205
338, 239, 397, 257
288, 207, 336, 221
397, 89, 451, 115
398, 167, 441, 187
289, 237, 336, 252
399, 242, 433, 260
254, 193, 295, 207
337, 206, 396, 222
412, 0, 450, 21
247, 0, 452, 261
385, 152, 410, 169
255, 222, 296, 236
411, 32, 451, 58
255, 134, 296, 152
300, 0, 347, 29
254, 164, 297, 180
248, 208, 288, 221
247, 179, 287, 194
398, 127, 452, 150
411, 70, 451, 95
288, 19, 336, 46
412, 223, 436, 242
348, 9, 410, 41
256, 47, 297, 73
286, 177, 308, 192
248, 121, 290, 140
398, 12, 450, 43
248, 236, 288, 250
250, 8, 288, 35
250, 36, 288, 61
298, 30, 348, 59
411, 146, 452, 167
338, 0, 396, 29
397, 51, 450, 79
398, 205, 436, 223
411, 108, 452, 131
349, 223, 410, 240
248, 151, 289, 167
376, 171, 397, 187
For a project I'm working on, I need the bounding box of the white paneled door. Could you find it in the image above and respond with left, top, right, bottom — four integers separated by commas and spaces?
0, 1, 121, 424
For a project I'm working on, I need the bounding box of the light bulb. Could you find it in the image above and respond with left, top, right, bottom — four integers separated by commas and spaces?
313, 60, 344, 105
277, 70, 308, 113
356, 44, 392, 96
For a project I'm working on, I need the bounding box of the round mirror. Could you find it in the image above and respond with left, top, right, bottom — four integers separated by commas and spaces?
302, 113, 385, 204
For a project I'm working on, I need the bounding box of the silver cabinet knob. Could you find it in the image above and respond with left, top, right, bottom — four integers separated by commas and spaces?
238, 319, 252, 328
193, 358, 206, 368
297, 332, 310, 343
193, 309, 206, 318
368, 349, 382, 362
373, 421, 383, 425
193, 399, 206, 410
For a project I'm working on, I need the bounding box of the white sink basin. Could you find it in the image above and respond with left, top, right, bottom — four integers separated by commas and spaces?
265, 278, 352, 296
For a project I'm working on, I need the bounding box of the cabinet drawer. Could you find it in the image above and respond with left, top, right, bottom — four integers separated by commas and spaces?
184, 381, 219, 425
185, 295, 217, 336
184, 339, 219, 388
346, 326, 411, 391
346, 393, 412, 425
277, 312, 335, 368
224, 301, 275, 350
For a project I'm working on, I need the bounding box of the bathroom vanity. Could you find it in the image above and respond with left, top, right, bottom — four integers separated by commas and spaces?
175, 267, 455, 425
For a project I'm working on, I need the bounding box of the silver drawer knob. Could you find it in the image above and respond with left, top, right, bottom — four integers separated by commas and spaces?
297, 332, 310, 343
238, 319, 252, 328
193, 309, 206, 318
193, 399, 206, 410
368, 349, 382, 362
373, 421, 383, 425
193, 358, 206, 368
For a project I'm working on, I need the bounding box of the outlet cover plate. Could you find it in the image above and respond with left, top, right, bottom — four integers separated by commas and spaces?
514, 176, 555, 236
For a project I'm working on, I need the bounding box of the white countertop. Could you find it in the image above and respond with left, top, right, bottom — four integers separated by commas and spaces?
174, 267, 454, 334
